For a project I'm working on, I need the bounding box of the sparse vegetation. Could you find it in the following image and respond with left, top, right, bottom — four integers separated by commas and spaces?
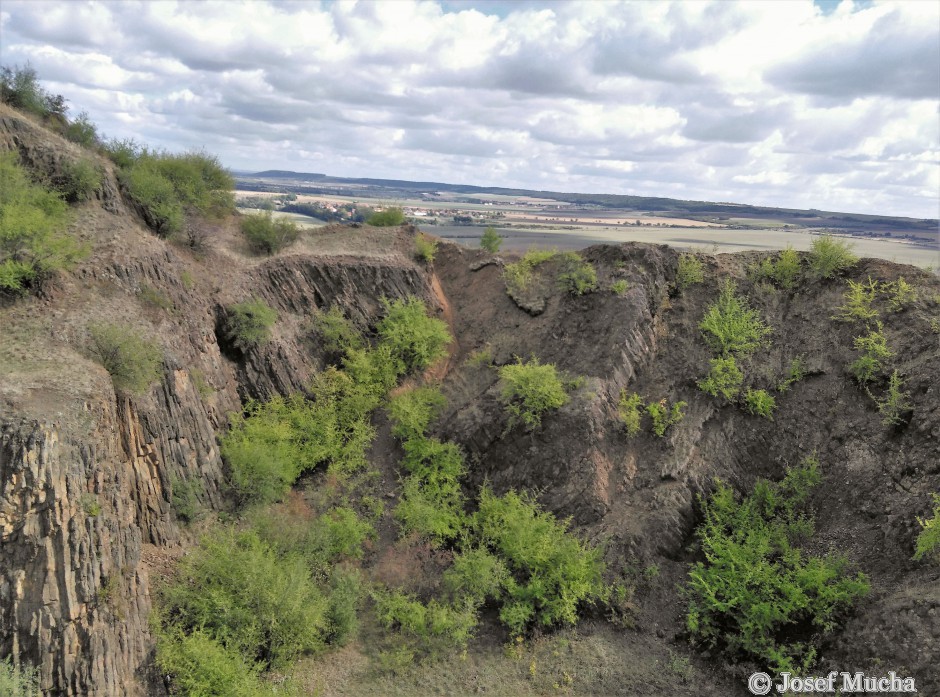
676, 253, 704, 291
499, 357, 570, 430
646, 398, 686, 437
686, 455, 870, 673
138, 284, 173, 312
833, 277, 879, 323
848, 322, 893, 384
87, 323, 163, 394
698, 356, 744, 400
240, 211, 300, 255
618, 390, 643, 437
755, 246, 801, 289
913, 494, 940, 563
610, 279, 629, 295
367, 207, 405, 227
776, 356, 806, 393
0, 152, 85, 294
700, 280, 771, 357
223, 298, 277, 351
503, 248, 556, 293
885, 277, 915, 312
744, 388, 776, 420
414, 233, 438, 263
58, 157, 102, 203
480, 226, 502, 253
808, 234, 857, 279
877, 370, 911, 426
63, 111, 100, 149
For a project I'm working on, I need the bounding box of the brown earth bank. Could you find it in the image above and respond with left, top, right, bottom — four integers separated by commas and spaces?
1, 104, 939, 696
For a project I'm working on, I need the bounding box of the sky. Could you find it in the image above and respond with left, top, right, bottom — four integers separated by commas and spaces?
1, 0, 938, 219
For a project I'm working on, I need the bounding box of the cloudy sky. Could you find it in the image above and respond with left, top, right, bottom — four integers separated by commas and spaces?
1, 0, 938, 218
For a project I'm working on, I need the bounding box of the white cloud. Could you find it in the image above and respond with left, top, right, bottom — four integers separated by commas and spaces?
0, 0, 937, 218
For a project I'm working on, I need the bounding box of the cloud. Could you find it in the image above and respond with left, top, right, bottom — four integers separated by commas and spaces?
0, 0, 936, 218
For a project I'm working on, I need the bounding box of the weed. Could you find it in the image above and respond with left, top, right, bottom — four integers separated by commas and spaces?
646, 399, 686, 437
686, 455, 870, 673
80, 493, 102, 517
699, 280, 771, 357
744, 388, 776, 420
913, 493, 940, 562
808, 234, 857, 279
877, 370, 912, 426
465, 346, 493, 367
698, 356, 744, 400
498, 357, 570, 430
617, 391, 643, 437
480, 226, 502, 253
87, 323, 163, 394
179, 270, 194, 289
776, 356, 806, 393
833, 277, 879, 323
610, 279, 629, 295
676, 254, 704, 291
223, 298, 277, 351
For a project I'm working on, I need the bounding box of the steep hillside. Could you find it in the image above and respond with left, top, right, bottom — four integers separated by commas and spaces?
1, 103, 939, 696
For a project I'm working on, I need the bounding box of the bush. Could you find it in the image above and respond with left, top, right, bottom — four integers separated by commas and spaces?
877, 370, 911, 426
913, 494, 940, 563
313, 306, 364, 358
698, 356, 744, 400
686, 456, 870, 673
833, 277, 879, 323
0, 152, 85, 294
119, 161, 184, 235
377, 296, 451, 373
87, 323, 163, 394
646, 398, 686, 437
556, 252, 597, 295
744, 388, 776, 419
103, 138, 142, 169
158, 527, 329, 670
387, 386, 447, 441
610, 279, 629, 295
58, 157, 102, 203
503, 248, 556, 293
414, 233, 438, 263
155, 630, 269, 697
808, 234, 857, 279
474, 487, 607, 635
618, 390, 643, 437
170, 475, 201, 524
367, 207, 405, 226
480, 226, 502, 253
770, 246, 801, 289
1, 63, 67, 119
240, 211, 300, 255
373, 589, 479, 651
700, 280, 771, 357
848, 322, 893, 384
676, 253, 705, 291
443, 547, 508, 604
223, 298, 277, 351
776, 356, 806, 393
498, 357, 570, 430
0, 658, 41, 697
63, 110, 100, 148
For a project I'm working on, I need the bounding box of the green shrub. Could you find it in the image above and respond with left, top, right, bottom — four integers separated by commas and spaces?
155, 629, 269, 697
1, 63, 67, 118
325, 569, 362, 646
387, 386, 447, 441
698, 356, 744, 400
157, 527, 329, 670
848, 322, 893, 384
699, 280, 771, 357
913, 494, 940, 562
877, 370, 911, 426
367, 207, 405, 226
395, 435, 468, 543
443, 547, 508, 604
833, 277, 879, 323
414, 233, 438, 263
498, 357, 570, 430
503, 248, 556, 293
119, 161, 184, 235
0, 658, 40, 697
610, 279, 629, 295
776, 356, 806, 393
808, 234, 857, 279
744, 388, 776, 419
63, 111, 100, 148
676, 253, 705, 291
170, 475, 201, 524
0, 152, 85, 294
769, 246, 801, 289
556, 252, 597, 295
686, 456, 870, 673
240, 211, 300, 255
885, 277, 915, 312
58, 157, 102, 203
373, 589, 479, 651
646, 398, 686, 437
618, 390, 643, 437
87, 323, 163, 394
474, 487, 607, 635
376, 296, 451, 373
103, 138, 142, 169
138, 284, 173, 312
480, 226, 502, 253
223, 298, 277, 351
312, 305, 364, 358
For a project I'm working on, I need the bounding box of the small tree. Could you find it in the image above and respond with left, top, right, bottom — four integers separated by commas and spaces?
480, 227, 502, 253
240, 212, 300, 255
